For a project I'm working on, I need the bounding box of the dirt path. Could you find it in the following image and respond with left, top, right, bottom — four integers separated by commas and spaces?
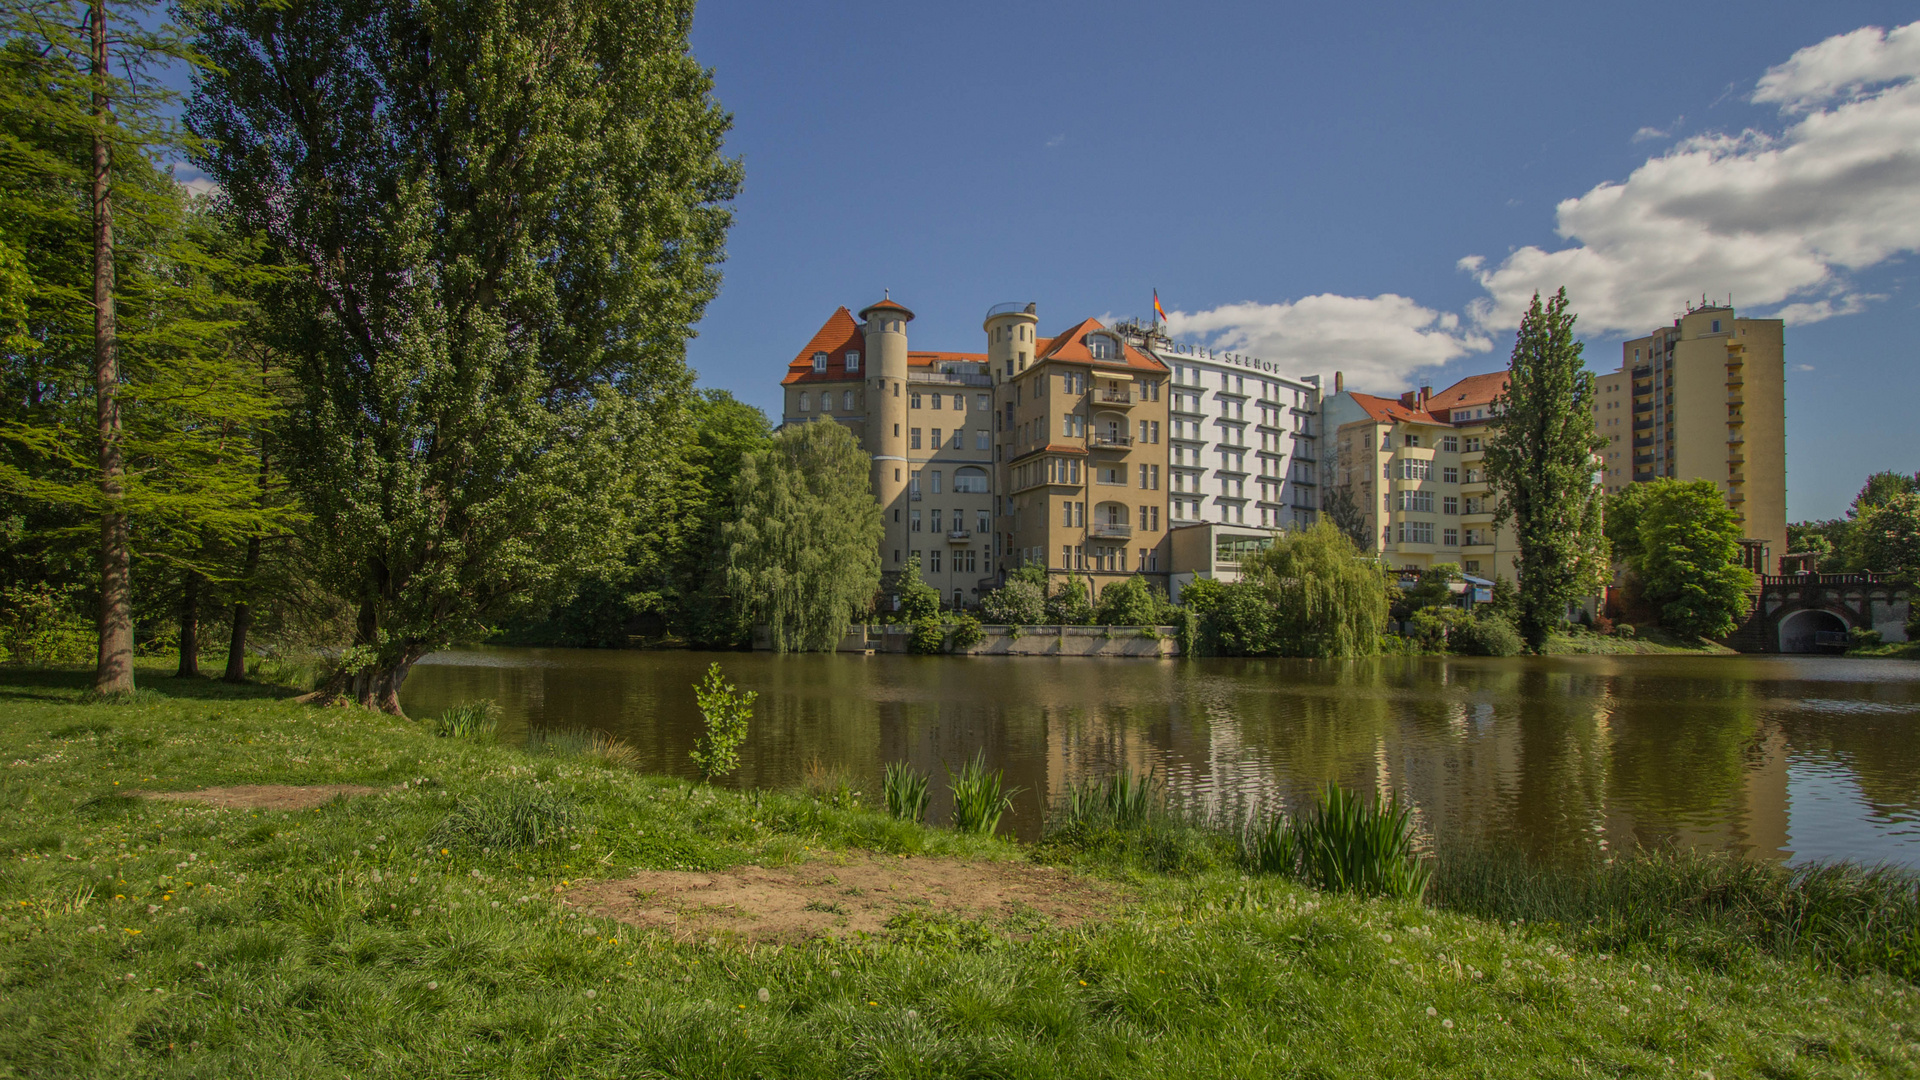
145, 784, 379, 810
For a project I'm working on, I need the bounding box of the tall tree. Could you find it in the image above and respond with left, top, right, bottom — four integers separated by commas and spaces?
1240, 519, 1387, 657
724, 420, 881, 652
1632, 479, 1755, 639
187, 0, 741, 711
1850, 471, 1920, 519
1484, 289, 1608, 652
1851, 492, 1920, 588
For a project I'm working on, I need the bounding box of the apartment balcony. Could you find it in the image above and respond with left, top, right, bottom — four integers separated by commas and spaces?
1727, 392, 1744, 405
1094, 388, 1139, 408
1728, 453, 1745, 465
908, 371, 993, 388
1729, 491, 1747, 504
1727, 412, 1745, 425
1088, 432, 1134, 450
1633, 436, 1653, 448
1726, 370, 1744, 386
1634, 454, 1654, 466
1633, 418, 1653, 431
1633, 380, 1652, 394
945, 529, 973, 543
1728, 432, 1745, 445
1461, 543, 1496, 556
1090, 522, 1133, 538
1728, 472, 1746, 484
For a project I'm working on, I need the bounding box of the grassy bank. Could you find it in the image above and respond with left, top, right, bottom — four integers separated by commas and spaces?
1, 666, 1916, 1078
1849, 641, 1920, 660
1545, 628, 1735, 656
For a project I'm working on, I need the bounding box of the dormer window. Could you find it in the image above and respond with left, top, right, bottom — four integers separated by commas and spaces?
845, 351, 860, 373
812, 351, 827, 372
1087, 334, 1117, 360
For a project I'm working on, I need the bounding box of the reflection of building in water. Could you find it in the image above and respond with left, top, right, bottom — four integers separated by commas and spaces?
1742, 723, 1790, 861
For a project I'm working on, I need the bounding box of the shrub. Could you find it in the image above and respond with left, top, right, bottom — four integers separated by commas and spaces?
690, 662, 754, 786
1093, 574, 1159, 626
882, 762, 931, 822
947, 752, 1019, 835
433, 700, 499, 739
948, 613, 984, 650
978, 579, 1044, 625
1614, 623, 1637, 639
430, 787, 577, 851
1043, 578, 1093, 626
1455, 613, 1523, 657
1592, 613, 1615, 636
1202, 581, 1280, 656
0, 583, 94, 666
892, 555, 941, 623
1406, 606, 1469, 651
1849, 626, 1884, 649
1244, 782, 1430, 900
908, 618, 946, 654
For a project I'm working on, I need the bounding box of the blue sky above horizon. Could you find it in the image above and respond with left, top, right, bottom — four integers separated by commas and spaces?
681, 1, 1920, 521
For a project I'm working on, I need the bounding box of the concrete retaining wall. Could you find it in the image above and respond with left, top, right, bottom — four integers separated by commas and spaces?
815, 624, 1182, 657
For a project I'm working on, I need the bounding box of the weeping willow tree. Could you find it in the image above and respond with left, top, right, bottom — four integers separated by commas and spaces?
723, 420, 881, 652
1240, 520, 1388, 658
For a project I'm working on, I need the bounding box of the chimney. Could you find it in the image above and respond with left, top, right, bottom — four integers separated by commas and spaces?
1419, 385, 1432, 409
1399, 391, 1417, 409
1334, 371, 1344, 393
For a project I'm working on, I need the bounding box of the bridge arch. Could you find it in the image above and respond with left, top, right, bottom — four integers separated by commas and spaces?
1777, 607, 1849, 653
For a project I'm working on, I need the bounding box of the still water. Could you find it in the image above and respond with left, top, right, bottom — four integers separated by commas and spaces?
399, 649, 1920, 867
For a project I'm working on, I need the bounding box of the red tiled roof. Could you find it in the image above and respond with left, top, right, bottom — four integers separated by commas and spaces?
781, 307, 866, 386
1429, 372, 1508, 420
907, 350, 988, 367
1009, 443, 1091, 464
1034, 318, 1167, 374
858, 298, 914, 320
1345, 391, 1440, 426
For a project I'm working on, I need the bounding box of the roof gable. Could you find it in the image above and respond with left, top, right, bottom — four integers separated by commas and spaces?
1035, 318, 1166, 374
781, 307, 865, 385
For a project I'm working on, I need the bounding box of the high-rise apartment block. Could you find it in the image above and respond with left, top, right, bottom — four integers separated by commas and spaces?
1322, 372, 1515, 580
780, 298, 1322, 606
1593, 305, 1785, 573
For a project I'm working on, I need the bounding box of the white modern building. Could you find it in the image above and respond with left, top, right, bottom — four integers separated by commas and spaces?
1114, 322, 1322, 531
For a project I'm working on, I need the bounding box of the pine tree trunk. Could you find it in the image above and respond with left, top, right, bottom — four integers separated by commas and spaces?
176, 570, 201, 678
223, 535, 260, 683
91, 0, 133, 695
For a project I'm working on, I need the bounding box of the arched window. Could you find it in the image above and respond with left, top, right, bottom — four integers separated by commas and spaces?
798, 392, 810, 412
953, 467, 990, 493
843, 390, 854, 411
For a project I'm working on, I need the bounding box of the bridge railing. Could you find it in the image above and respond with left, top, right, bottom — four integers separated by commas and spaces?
1761, 571, 1896, 587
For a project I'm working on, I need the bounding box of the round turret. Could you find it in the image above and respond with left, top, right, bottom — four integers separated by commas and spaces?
862, 296, 914, 577
983, 302, 1038, 385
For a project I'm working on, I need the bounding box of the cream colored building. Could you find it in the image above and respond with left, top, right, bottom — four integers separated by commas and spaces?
1594, 305, 1786, 573
1320, 371, 1517, 581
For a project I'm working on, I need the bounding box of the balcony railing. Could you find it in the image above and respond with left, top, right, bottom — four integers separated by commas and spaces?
1094, 388, 1139, 406
909, 371, 993, 387
1089, 432, 1134, 449
1090, 523, 1133, 538
945, 529, 972, 543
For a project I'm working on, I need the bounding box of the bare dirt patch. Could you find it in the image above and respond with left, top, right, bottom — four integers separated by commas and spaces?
567, 853, 1121, 943
145, 784, 379, 811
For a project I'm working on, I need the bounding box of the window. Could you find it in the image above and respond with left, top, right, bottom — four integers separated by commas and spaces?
1464, 560, 1481, 574
910, 428, 922, 449
910, 392, 922, 408
1400, 459, 1431, 480
1062, 501, 1073, 527
1464, 436, 1483, 452
1139, 464, 1150, 488
976, 429, 990, 450
931, 428, 941, 448
843, 390, 855, 411
931, 394, 942, 410
1403, 521, 1435, 544
976, 393, 989, 412
909, 470, 920, 497
1150, 505, 1159, 531
953, 467, 990, 493
930, 471, 942, 494
911, 510, 922, 532
845, 351, 860, 372
1441, 466, 1458, 484
930, 508, 942, 532
812, 351, 827, 371
798, 392, 810, 412
1061, 545, 1071, 569
977, 510, 990, 533
1443, 528, 1459, 547
1442, 496, 1459, 515
929, 549, 941, 573
1403, 434, 1421, 448
1150, 465, 1160, 489
1063, 414, 1084, 438
1400, 490, 1434, 512
1711, 319, 1721, 333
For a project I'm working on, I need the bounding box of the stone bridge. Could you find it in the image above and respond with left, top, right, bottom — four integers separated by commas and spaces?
1722, 573, 1911, 653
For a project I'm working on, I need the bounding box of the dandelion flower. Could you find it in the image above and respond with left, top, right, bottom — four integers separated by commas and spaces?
1426, 1006, 1437, 1017
586, 990, 596, 999
757, 988, 770, 1003
1441, 1019, 1454, 1030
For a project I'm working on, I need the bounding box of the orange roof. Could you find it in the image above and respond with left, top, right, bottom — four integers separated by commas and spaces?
1429, 372, 1508, 421
781, 307, 866, 386
907, 350, 988, 368
1345, 391, 1440, 426
1034, 318, 1167, 374
858, 298, 914, 321
1008, 443, 1090, 464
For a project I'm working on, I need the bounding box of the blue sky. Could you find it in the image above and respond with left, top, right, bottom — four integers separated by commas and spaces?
682, 1, 1920, 521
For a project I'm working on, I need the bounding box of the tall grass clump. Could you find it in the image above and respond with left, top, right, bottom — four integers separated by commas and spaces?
430, 787, 577, 851
947, 752, 1018, 836
1044, 770, 1232, 875
433, 700, 500, 739
883, 762, 931, 822
1429, 845, 1920, 980
526, 727, 639, 768
1247, 782, 1430, 900
1060, 770, 1158, 831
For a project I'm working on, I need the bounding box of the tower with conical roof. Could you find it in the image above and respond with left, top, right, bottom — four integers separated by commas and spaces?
861, 295, 914, 577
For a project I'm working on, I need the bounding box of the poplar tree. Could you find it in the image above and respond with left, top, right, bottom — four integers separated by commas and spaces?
1484, 289, 1608, 652
187, 0, 740, 711
724, 420, 881, 653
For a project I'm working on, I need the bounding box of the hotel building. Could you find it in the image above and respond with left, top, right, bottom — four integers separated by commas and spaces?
1593, 304, 1786, 573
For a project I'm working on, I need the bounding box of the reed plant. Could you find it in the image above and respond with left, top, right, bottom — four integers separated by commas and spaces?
1429, 844, 1920, 980
947, 752, 1018, 835
429, 786, 577, 851
882, 761, 931, 822
526, 727, 639, 768
801, 757, 862, 810
1059, 770, 1158, 831
1046, 770, 1232, 875
1246, 782, 1431, 900
433, 699, 500, 739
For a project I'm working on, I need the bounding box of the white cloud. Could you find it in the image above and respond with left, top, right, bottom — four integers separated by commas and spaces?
170, 163, 221, 200
1164, 294, 1491, 393
1463, 21, 1920, 334
1045, 133, 1065, 149
1793, 363, 1817, 372
1631, 125, 1669, 143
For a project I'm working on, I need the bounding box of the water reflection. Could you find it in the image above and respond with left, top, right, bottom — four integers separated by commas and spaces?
398, 649, 1920, 867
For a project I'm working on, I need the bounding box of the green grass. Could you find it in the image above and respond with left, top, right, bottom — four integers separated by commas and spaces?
1545, 628, 1735, 655
1, 663, 1917, 1078
1849, 640, 1920, 660
882, 761, 931, 823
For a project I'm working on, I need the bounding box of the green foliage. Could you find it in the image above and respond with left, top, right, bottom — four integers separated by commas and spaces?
1631, 479, 1756, 638
1246, 782, 1430, 900
188, 0, 740, 706
1405, 605, 1470, 651
1202, 581, 1280, 656
1060, 771, 1158, 831
1399, 562, 1461, 616
1787, 519, 1848, 573
882, 762, 931, 823
1487, 573, 1518, 619
0, 582, 91, 665
1042, 576, 1093, 626
1851, 492, 1920, 587
432, 700, 499, 740
690, 663, 753, 786
430, 787, 578, 852
1851, 471, 1920, 519
1092, 573, 1161, 626
725, 422, 883, 652
1614, 622, 1637, 639
977, 577, 1044, 624
1848, 626, 1884, 649
1202, 521, 1387, 658
1484, 288, 1609, 652
891, 554, 941, 623
1430, 846, 1920, 982
946, 752, 1018, 836
1603, 482, 1656, 569
526, 727, 640, 768
1455, 612, 1523, 657
948, 613, 984, 650
907, 617, 946, 655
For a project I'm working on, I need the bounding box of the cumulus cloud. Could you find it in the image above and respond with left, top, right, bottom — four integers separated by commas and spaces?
170, 163, 221, 199
1163, 294, 1491, 393
1463, 21, 1920, 334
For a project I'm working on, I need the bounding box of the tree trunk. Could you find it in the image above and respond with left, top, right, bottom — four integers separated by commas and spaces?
176, 570, 201, 678
223, 534, 260, 683
91, 0, 133, 695
309, 600, 416, 714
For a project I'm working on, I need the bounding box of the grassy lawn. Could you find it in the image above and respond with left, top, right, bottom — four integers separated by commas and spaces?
1546, 628, 1735, 656
1, 664, 1915, 1078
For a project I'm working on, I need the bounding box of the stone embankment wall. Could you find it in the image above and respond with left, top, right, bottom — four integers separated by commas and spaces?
752, 624, 1181, 657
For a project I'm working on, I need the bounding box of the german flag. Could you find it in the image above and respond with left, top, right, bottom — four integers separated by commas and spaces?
1153, 289, 1168, 325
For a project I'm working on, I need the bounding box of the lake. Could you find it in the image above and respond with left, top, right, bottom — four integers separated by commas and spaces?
398, 648, 1920, 866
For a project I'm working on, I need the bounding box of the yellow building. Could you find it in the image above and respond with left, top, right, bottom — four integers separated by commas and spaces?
1322, 371, 1516, 581
1594, 305, 1785, 573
